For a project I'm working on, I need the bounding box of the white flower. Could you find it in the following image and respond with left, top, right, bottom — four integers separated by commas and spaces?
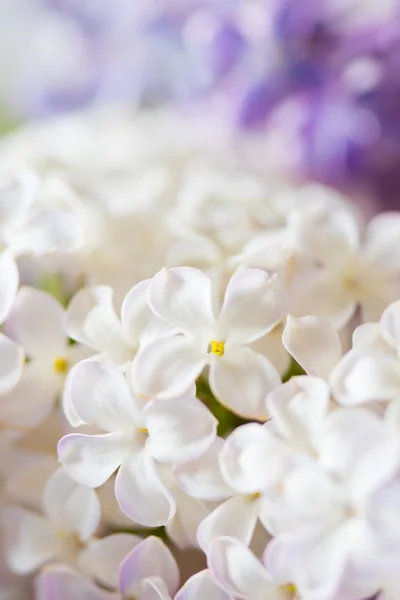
0, 170, 84, 324
290, 203, 400, 328
132, 267, 287, 419
0, 287, 87, 428
0, 333, 24, 395
58, 360, 217, 526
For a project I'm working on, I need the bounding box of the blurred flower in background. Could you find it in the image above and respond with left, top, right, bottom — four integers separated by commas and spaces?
1, 0, 400, 209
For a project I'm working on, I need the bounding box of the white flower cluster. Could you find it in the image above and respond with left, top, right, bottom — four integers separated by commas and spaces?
1, 107, 400, 600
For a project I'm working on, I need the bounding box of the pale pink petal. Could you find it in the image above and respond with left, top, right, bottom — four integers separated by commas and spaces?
217, 270, 287, 344
131, 336, 205, 399
283, 315, 342, 379
58, 432, 129, 488
144, 395, 217, 464
79, 533, 142, 589
210, 347, 280, 420
7, 287, 66, 359
43, 467, 101, 541
0, 253, 19, 324
148, 267, 215, 336
1, 506, 57, 574
0, 333, 24, 394
35, 567, 118, 600
197, 496, 259, 552
115, 449, 176, 526
119, 536, 179, 597
174, 438, 232, 500
175, 570, 232, 600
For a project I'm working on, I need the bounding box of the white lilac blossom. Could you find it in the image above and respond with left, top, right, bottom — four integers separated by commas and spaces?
2, 107, 400, 600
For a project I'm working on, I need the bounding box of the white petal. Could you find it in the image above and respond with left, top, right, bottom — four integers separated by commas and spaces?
0, 363, 56, 427
266, 376, 330, 452
148, 267, 215, 336
283, 315, 342, 379
7, 287, 66, 359
175, 570, 232, 600
217, 270, 287, 344
208, 537, 280, 600
219, 423, 282, 494
330, 350, 400, 405
79, 533, 142, 589
250, 326, 290, 377
0, 333, 24, 394
13, 206, 84, 256
1, 506, 57, 574
210, 347, 280, 420
36, 567, 118, 600
0, 253, 19, 324
115, 448, 176, 526
174, 438, 232, 500
380, 300, 400, 352
119, 536, 179, 598
65, 286, 125, 355
0, 169, 37, 224
43, 467, 101, 541
121, 279, 176, 348
197, 496, 259, 552
144, 395, 217, 464
362, 212, 400, 274
132, 336, 205, 399
67, 360, 140, 431
58, 432, 129, 488
291, 270, 356, 330
352, 322, 391, 352
166, 484, 210, 549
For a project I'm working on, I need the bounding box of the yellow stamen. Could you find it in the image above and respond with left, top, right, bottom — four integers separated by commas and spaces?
280, 583, 297, 595
249, 492, 260, 501
54, 357, 69, 374
138, 428, 148, 434
207, 340, 225, 357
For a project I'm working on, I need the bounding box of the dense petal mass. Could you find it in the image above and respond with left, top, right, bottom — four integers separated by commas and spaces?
0, 253, 19, 324
35, 567, 118, 600
115, 448, 176, 526
210, 346, 280, 420
132, 335, 205, 399
144, 395, 217, 464
217, 270, 287, 344
148, 267, 215, 336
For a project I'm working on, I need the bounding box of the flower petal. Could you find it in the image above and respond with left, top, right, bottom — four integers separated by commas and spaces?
210, 347, 280, 420
291, 271, 356, 330
330, 350, 400, 406
197, 496, 259, 552
1, 506, 57, 575
79, 534, 142, 589
121, 279, 176, 348
0, 333, 24, 394
217, 270, 287, 344
283, 315, 342, 379
380, 300, 400, 352
67, 360, 140, 431
175, 570, 232, 600
43, 467, 101, 541
119, 536, 179, 598
132, 335, 205, 399
115, 449, 176, 526
144, 395, 217, 464
0, 253, 19, 324
35, 567, 118, 600
362, 212, 400, 274
208, 537, 279, 600
165, 483, 210, 549
174, 438, 232, 500
58, 432, 129, 488
148, 267, 215, 336
7, 287, 66, 359
0, 169, 37, 225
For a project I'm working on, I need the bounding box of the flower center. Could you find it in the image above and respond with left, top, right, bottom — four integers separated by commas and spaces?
54, 357, 69, 374
280, 583, 297, 597
207, 340, 225, 357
